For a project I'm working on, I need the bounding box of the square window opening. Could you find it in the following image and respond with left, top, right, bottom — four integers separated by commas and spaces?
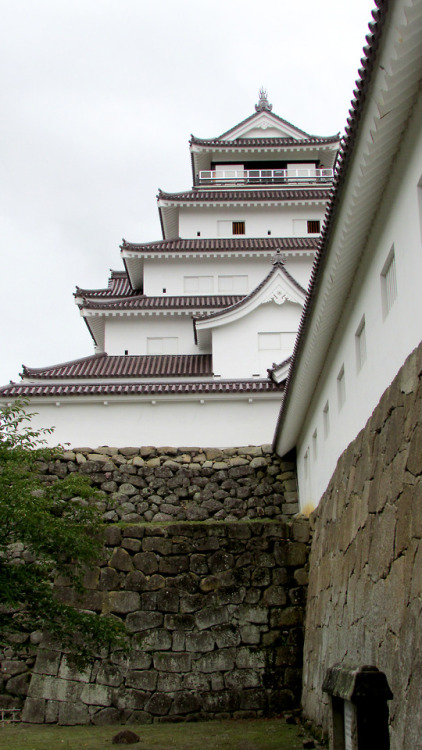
337, 365, 346, 411
381, 246, 397, 317
232, 221, 245, 235
307, 220, 320, 234
355, 316, 367, 371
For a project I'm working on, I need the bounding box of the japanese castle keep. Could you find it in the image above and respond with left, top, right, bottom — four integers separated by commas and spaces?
0, 91, 339, 447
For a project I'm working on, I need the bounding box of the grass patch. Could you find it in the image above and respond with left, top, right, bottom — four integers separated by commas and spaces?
0, 718, 305, 749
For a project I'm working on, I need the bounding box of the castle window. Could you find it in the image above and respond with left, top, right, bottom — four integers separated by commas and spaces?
337, 365, 346, 410
381, 247, 397, 317
323, 401, 330, 438
147, 337, 178, 355
303, 448, 309, 479
307, 220, 320, 234
218, 275, 248, 294
184, 276, 214, 293
355, 316, 367, 371
232, 221, 245, 235
312, 429, 318, 460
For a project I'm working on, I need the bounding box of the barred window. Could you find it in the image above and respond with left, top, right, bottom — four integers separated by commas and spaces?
232, 221, 245, 235
307, 220, 320, 234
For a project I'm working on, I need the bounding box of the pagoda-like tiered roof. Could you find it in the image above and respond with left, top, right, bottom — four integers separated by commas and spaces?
157, 188, 331, 203
120, 237, 318, 254
190, 135, 340, 148
80, 294, 244, 312
21, 353, 214, 380
75, 271, 135, 299
1, 378, 280, 398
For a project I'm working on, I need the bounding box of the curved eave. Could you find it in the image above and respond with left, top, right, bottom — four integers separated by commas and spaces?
273, 0, 422, 457
0, 379, 283, 401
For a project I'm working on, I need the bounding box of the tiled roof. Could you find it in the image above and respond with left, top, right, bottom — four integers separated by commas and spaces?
22, 354, 213, 379
157, 189, 331, 203
1, 379, 281, 398
75, 272, 135, 299
273, 0, 390, 443
190, 136, 340, 148
80, 295, 244, 311
121, 237, 318, 253
267, 356, 292, 375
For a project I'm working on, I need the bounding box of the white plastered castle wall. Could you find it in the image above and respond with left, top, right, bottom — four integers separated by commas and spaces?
178, 205, 325, 239
296, 92, 422, 509
143, 256, 313, 297
211, 302, 303, 379
25, 397, 282, 448
104, 315, 204, 356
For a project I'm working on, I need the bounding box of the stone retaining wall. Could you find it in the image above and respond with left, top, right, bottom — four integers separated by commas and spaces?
21, 519, 310, 724
36, 445, 298, 523
302, 343, 422, 750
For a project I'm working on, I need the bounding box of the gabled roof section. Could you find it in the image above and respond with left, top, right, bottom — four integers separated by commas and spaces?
21, 353, 214, 380
194, 258, 307, 345
190, 91, 338, 144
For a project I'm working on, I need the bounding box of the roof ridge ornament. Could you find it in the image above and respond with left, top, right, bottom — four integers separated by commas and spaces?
255, 87, 272, 112
272, 251, 286, 266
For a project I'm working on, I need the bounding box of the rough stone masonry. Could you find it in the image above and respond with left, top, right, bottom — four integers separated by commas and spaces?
1, 446, 310, 724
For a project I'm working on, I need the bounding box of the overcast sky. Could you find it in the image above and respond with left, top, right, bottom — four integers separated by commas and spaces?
1, 0, 375, 385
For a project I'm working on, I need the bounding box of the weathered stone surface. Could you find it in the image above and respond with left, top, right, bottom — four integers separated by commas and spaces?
126, 611, 163, 633
58, 702, 90, 725
19, 512, 310, 726
153, 653, 192, 672
109, 548, 133, 572
126, 670, 157, 691
301, 343, 422, 750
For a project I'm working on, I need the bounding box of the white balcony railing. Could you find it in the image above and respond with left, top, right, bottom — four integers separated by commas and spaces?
198, 168, 334, 185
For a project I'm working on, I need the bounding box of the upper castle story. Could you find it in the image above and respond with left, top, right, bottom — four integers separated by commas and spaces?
189, 88, 339, 190
157, 90, 340, 241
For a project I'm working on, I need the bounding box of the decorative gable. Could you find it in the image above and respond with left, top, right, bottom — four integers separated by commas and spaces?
194, 258, 307, 349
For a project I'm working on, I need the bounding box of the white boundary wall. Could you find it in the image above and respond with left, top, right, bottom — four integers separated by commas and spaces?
25, 396, 283, 448
296, 92, 422, 508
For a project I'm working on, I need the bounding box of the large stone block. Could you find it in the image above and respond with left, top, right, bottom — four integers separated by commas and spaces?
144, 692, 172, 715
80, 683, 113, 707
135, 629, 172, 652
153, 653, 192, 673
126, 610, 163, 633
133, 552, 158, 575
195, 650, 235, 673
125, 670, 158, 691
185, 631, 215, 652
58, 702, 90, 725
108, 591, 141, 614
195, 605, 229, 630
171, 692, 202, 714
32, 649, 61, 676
22, 697, 46, 723
109, 548, 133, 572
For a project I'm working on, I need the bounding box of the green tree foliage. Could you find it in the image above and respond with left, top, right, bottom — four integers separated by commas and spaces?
0, 401, 126, 667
